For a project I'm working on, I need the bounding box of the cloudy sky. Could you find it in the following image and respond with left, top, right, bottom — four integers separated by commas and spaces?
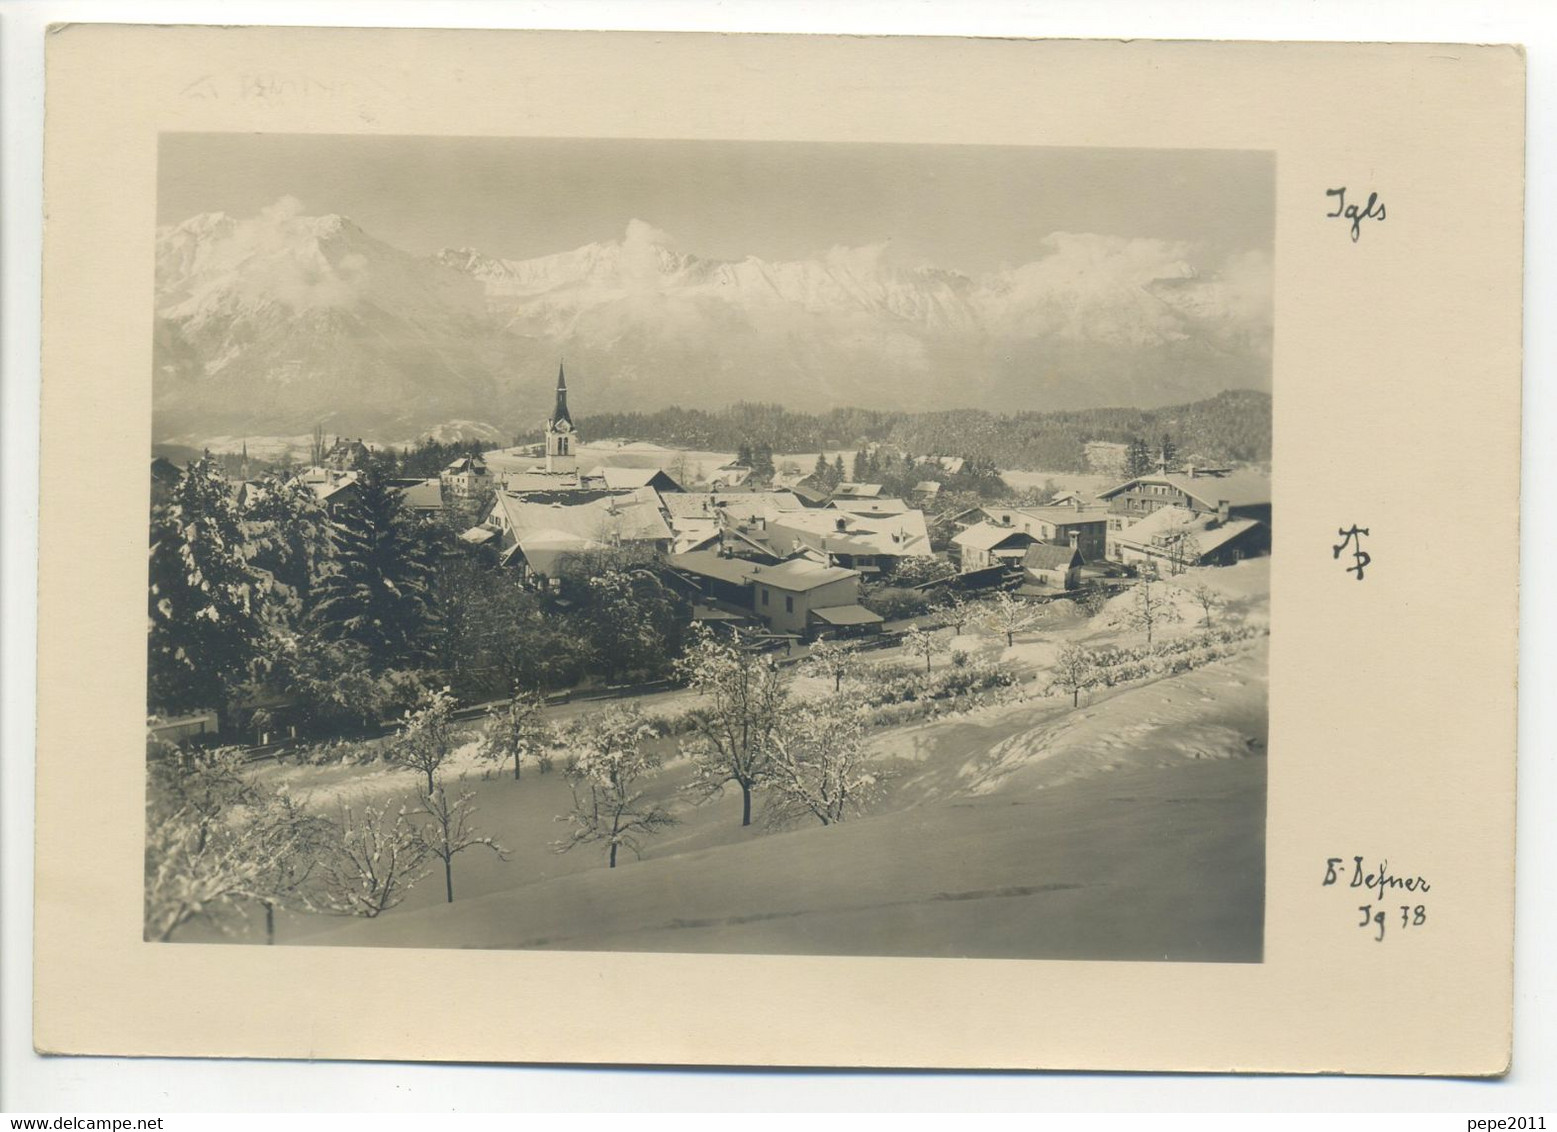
157, 134, 1272, 276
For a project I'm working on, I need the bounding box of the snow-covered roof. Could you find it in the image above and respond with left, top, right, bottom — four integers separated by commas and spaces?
809, 604, 884, 627
663, 491, 805, 521
599, 465, 679, 490
765, 507, 932, 559
829, 497, 911, 516
1023, 543, 1083, 570
952, 520, 1033, 552
1099, 470, 1270, 510
833, 482, 883, 498
493, 487, 671, 547
750, 559, 859, 592
395, 478, 444, 511
1112, 504, 1263, 559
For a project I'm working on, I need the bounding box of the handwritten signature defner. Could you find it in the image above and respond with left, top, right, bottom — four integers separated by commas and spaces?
1325, 855, 1429, 901
1326, 187, 1386, 242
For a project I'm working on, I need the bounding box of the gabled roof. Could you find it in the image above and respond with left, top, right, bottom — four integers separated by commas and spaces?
749, 558, 859, 592
459, 526, 497, 544
1112, 504, 1263, 559
984, 503, 1110, 527
952, 521, 1034, 552
809, 604, 884, 627
833, 482, 883, 498
664, 491, 805, 521
444, 455, 487, 474
394, 478, 444, 512
668, 550, 763, 586
150, 456, 181, 483
1098, 469, 1270, 510
927, 456, 965, 475
765, 508, 933, 559
1023, 543, 1084, 570
912, 480, 942, 496
493, 487, 670, 547
599, 465, 681, 491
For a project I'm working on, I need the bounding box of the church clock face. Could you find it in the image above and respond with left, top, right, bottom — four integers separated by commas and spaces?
554, 419, 572, 434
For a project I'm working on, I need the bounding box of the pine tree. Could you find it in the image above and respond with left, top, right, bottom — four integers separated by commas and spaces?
832, 454, 847, 485
308, 470, 441, 670
736, 441, 754, 468
751, 443, 775, 482
147, 455, 268, 717
1159, 433, 1179, 472
852, 448, 869, 482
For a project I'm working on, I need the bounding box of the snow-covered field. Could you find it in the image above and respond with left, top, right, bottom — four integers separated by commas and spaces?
191, 559, 1269, 961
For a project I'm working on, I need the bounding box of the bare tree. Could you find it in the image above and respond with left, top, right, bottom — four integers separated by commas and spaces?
940, 590, 975, 634
412, 778, 509, 902
143, 744, 317, 943
983, 590, 1039, 647
248, 788, 337, 944
479, 688, 550, 780
676, 626, 787, 827
901, 624, 949, 675
315, 797, 431, 918
1183, 581, 1225, 632
805, 636, 860, 693
553, 707, 677, 868
765, 705, 885, 828
1120, 574, 1181, 646
1050, 641, 1096, 707
390, 687, 461, 795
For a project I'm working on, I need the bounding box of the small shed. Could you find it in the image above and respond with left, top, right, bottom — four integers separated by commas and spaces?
1022, 542, 1084, 590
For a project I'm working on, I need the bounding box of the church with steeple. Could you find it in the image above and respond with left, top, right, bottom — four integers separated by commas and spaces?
544, 362, 578, 474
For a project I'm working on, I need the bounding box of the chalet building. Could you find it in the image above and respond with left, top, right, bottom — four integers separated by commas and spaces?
951, 521, 1036, 572
483, 486, 672, 583
1022, 539, 1085, 591
1109, 504, 1270, 571
668, 550, 763, 608
763, 507, 933, 578
298, 468, 361, 515
440, 454, 490, 499
667, 552, 883, 639
925, 456, 966, 475
1097, 468, 1271, 529
748, 559, 879, 638
911, 480, 942, 504
324, 437, 372, 472
978, 501, 1110, 562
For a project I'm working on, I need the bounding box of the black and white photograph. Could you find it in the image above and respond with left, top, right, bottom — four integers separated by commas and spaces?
142, 133, 1274, 959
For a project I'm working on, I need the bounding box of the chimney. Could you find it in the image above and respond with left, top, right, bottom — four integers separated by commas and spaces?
1071, 497, 1082, 512
1186, 464, 1197, 478
1217, 499, 1230, 523
1069, 531, 1080, 549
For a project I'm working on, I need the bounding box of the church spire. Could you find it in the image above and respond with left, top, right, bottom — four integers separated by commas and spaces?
552, 361, 572, 427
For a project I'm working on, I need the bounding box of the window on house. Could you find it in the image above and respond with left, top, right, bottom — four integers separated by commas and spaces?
785, 595, 794, 614
761, 588, 769, 606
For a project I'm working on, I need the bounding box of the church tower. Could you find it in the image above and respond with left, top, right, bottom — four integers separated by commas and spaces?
544, 361, 578, 474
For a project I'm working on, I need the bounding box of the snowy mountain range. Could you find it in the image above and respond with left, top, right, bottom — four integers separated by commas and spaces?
153, 202, 1273, 441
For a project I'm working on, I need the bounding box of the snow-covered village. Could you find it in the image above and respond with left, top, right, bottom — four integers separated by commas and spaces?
145, 137, 1272, 960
